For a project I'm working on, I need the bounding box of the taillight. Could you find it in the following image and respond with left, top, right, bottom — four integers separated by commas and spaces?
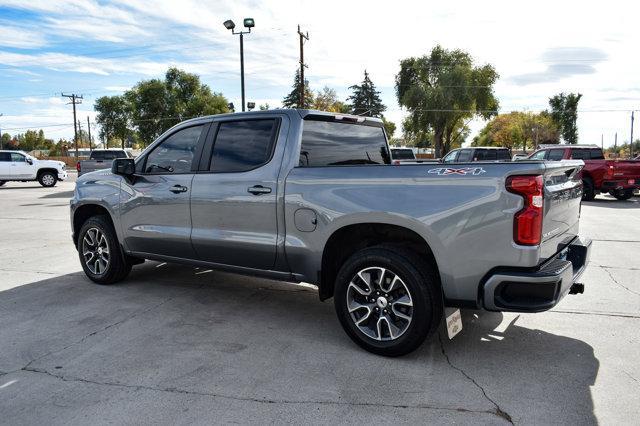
392, 160, 401, 165
506, 175, 544, 246
606, 165, 614, 178
76, 161, 81, 172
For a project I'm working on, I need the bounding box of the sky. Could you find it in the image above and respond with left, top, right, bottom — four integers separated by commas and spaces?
0, 0, 639, 147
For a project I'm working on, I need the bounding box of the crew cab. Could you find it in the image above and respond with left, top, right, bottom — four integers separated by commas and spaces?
528, 144, 640, 200
77, 149, 132, 177
71, 110, 591, 356
442, 147, 511, 163
0, 150, 67, 187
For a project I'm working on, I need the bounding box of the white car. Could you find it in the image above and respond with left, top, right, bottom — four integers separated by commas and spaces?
0, 150, 68, 187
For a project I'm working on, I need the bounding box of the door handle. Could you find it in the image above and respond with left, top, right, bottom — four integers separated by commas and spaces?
169, 184, 188, 193
247, 185, 272, 195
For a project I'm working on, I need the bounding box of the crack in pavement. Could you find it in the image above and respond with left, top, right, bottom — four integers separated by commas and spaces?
550, 310, 640, 319
601, 267, 640, 297
438, 333, 514, 424
19, 290, 190, 372
593, 264, 640, 271
18, 367, 503, 419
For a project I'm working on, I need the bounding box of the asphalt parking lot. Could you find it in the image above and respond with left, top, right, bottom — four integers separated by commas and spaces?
1, 176, 639, 425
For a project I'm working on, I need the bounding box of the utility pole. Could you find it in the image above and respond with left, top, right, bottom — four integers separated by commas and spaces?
630, 111, 635, 158
0, 113, 3, 150
297, 25, 309, 108
61, 93, 82, 158
87, 116, 92, 152
615, 132, 618, 158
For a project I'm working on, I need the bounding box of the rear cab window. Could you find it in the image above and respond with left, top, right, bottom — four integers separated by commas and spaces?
391, 149, 415, 160
456, 149, 472, 162
299, 119, 389, 167
570, 149, 590, 160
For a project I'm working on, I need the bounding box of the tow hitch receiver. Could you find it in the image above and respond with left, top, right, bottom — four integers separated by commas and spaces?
569, 283, 584, 295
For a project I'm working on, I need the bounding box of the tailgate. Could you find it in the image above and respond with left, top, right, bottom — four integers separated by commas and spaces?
611, 160, 640, 180
540, 160, 584, 261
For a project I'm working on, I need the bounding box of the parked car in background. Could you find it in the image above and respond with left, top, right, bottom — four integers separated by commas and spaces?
390, 147, 438, 165
442, 147, 511, 163
512, 153, 529, 161
0, 150, 67, 187
71, 109, 590, 356
528, 144, 640, 200
77, 149, 132, 177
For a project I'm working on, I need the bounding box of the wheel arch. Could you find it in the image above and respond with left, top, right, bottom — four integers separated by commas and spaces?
37, 167, 59, 178
73, 203, 117, 248
319, 222, 442, 301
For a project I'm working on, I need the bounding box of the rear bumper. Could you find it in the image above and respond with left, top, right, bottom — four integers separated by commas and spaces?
600, 179, 639, 191
482, 237, 592, 312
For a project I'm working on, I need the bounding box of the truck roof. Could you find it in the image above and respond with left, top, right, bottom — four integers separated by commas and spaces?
538, 144, 600, 149
182, 109, 384, 126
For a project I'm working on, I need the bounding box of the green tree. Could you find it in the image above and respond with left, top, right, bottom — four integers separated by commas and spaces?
312, 86, 349, 112
396, 45, 499, 157
282, 69, 314, 109
259, 103, 270, 111
402, 117, 433, 148
1, 133, 10, 148
549, 92, 582, 144
348, 70, 386, 117
473, 111, 559, 151
95, 95, 131, 149
382, 117, 396, 138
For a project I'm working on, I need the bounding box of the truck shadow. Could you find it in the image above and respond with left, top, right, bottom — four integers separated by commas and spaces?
0, 263, 598, 424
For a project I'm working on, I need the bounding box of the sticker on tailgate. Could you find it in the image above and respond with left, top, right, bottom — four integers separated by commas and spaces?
428, 167, 486, 176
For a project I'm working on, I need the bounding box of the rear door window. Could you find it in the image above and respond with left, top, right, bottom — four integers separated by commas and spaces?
456, 149, 472, 162
0, 152, 11, 162
547, 149, 565, 161
590, 149, 605, 160
570, 149, 589, 160
530, 150, 547, 160
299, 120, 389, 167
497, 150, 511, 160
210, 119, 277, 172
475, 149, 497, 161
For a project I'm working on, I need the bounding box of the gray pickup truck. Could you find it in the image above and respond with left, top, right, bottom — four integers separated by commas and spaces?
77, 149, 132, 177
71, 109, 591, 356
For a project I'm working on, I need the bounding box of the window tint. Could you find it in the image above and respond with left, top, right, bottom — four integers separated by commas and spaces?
10, 153, 25, 162
0, 152, 10, 162
497, 150, 511, 160
475, 149, 497, 161
530, 150, 547, 160
456, 149, 472, 162
391, 149, 415, 160
442, 150, 458, 163
548, 149, 565, 161
590, 149, 605, 160
93, 151, 126, 160
570, 149, 589, 160
144, 125, 203, 174
210, 119, 276, 172
299, 120, 389, 167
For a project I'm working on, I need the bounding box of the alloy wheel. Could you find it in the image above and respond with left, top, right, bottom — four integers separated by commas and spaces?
82, 227, 110, 274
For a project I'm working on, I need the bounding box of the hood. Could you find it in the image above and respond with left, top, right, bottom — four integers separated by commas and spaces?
38, 159, 66, 168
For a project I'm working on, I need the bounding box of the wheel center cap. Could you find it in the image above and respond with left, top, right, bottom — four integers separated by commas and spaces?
97, 247, 103, 255
376, 296, 388, 309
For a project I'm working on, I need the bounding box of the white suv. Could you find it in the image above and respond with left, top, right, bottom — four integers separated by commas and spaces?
0, 150, 68, 187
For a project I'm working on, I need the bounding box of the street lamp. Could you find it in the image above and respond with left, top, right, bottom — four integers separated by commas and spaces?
223, 18, 255, 112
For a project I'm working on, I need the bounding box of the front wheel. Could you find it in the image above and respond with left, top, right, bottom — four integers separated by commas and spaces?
38, 171, 57, 187
334, 246, 442, 357
611, 189, 634, 201
78, 215, 131, 284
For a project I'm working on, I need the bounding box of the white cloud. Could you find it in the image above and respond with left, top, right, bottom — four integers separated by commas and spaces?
0, 25, 47, 48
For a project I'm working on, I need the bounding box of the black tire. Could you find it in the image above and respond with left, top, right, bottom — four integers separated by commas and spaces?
38, 171, 57, 187
582, 178, 595, 201
612, 189, 634, 201
334, 245, 443, 357
78, 215, 131, 285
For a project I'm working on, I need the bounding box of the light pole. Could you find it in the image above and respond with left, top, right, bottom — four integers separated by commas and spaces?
0, 113, 3, 149
223, 18, 255, 112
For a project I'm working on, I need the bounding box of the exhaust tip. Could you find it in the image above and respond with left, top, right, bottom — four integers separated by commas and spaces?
569, 283, 584, 295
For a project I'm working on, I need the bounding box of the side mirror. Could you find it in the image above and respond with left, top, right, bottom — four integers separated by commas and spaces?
112, 158, 135, 177
26, 158, 33, 165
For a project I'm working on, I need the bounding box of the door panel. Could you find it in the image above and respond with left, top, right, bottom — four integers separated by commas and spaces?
10, 153, 33, 178
119, 123, 208, 259
120, 174, 195, 258
190, 118, 284, 270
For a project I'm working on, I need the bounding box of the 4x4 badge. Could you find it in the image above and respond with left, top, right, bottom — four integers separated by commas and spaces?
428, 167, 487, 176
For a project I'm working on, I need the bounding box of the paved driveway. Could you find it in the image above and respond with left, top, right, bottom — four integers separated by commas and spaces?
0, 179, 638, 424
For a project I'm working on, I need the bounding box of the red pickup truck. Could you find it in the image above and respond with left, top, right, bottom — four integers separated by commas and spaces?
528, 145, 640, 201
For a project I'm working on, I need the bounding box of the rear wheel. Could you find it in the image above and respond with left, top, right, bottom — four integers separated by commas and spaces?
78, 215, 131, 284
38, 171, 57, 187
612, 189, 634, 201
333, 246, 442, 357
582, 178, 595, 201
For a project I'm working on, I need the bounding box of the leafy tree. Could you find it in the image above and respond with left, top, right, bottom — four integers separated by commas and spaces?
312, 86, 349, 112
402, 117, 433, 148
396, 45, 499, 157
473, 111, 559, 151
259, 103, 270, 111
282, 69, 314, 109
549, 92, 582, 144
348, 70, 386, 117
95, 95, 131, 149
382, 117, 396, 138
1, 133, 10, 148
